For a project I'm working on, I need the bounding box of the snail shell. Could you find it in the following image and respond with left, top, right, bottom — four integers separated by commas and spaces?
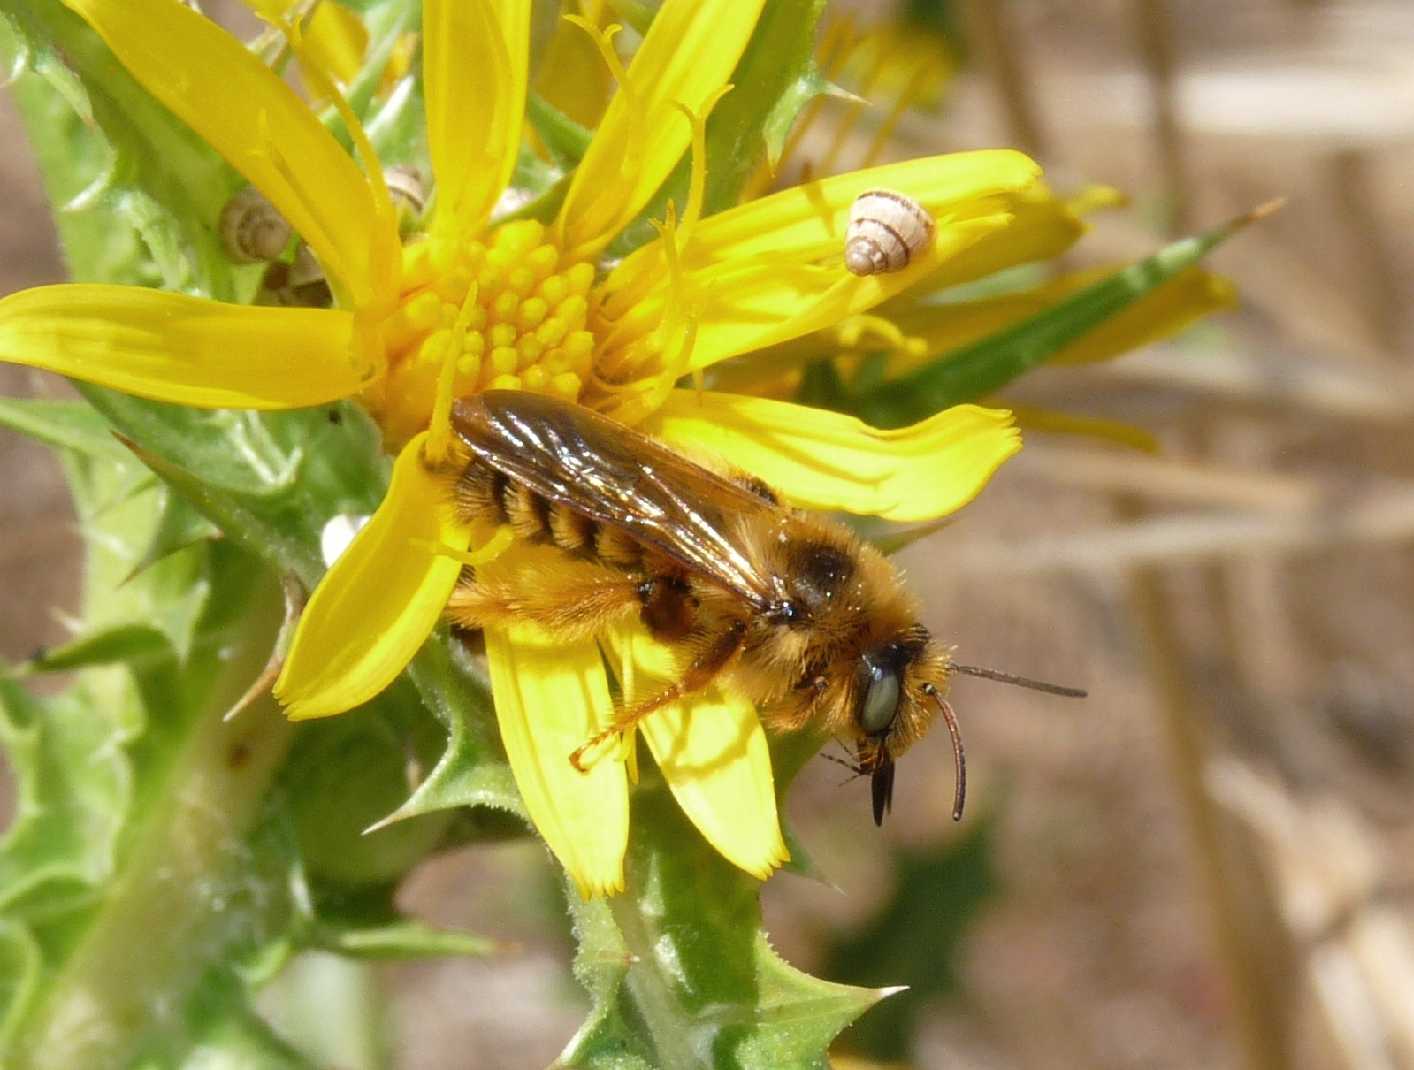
844, 189, 935, 276
261, 243, 331, 308
383, 165, 426, 217
219, 185, 292, 263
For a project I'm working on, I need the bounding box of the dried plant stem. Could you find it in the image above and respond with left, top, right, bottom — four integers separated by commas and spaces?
1326, 148, 1407, 355
962, 0, 1050, 157
1063, 346, 1414, 423
952, 484, 1414, 576
1017, 445, 1332, 512
1134, 0, 1191, 233
1126, 535, 1291, 1070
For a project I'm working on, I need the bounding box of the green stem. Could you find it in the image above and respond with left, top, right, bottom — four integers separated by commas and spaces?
14, 591, 292, 1069
605, 893, 706, 1070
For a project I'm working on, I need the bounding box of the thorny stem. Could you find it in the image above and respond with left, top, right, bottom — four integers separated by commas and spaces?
14, 580, 293, 1070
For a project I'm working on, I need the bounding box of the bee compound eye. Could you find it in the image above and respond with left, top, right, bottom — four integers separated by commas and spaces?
859, 660, 901, 735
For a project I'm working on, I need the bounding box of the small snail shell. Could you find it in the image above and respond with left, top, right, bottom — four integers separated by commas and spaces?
261, 243, 331, 308
384, 164, 426, 222
844, 189, 935, 277
219, 185, 292, 263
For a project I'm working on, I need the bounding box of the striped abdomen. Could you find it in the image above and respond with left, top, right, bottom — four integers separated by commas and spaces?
454, 461, 650, 571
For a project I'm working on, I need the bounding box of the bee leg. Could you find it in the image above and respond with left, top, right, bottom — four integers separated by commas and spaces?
447, 560, 643, 641
569, 619, 747, 772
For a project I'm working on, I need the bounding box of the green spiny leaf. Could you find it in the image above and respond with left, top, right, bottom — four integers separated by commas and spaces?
17, 622, 169, 675
0, 679, 128, 924
312, 917, 498, 960
126, 490, 222, 581
560, 759, 886, 1070
2, 0, 244, 297
705, 0, 830, 211
0, 396, 124, 459
0, 922, 41, 1052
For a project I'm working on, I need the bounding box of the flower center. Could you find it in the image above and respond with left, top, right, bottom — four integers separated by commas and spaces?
375, 219, 598, 441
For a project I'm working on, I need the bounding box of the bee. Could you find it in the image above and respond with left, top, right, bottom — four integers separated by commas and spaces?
445, 391, 1083, 825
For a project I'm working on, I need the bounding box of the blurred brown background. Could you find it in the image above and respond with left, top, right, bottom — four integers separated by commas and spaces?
4, 1, 1414, 1067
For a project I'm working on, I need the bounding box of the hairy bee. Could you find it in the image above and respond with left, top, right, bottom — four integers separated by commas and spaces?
446, 391, 1082, 825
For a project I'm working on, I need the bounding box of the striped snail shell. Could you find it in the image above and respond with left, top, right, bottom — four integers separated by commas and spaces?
219, 185, 292, 263
844, 189, 935, 276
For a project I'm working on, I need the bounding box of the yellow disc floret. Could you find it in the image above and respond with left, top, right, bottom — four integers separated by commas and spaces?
374, 219, 597, 442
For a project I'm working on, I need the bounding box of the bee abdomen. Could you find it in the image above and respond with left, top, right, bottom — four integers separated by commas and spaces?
502, 482, 554, 541
590, 524, 645, 569
548, 504, 597, 553
455, 462, 646, 565
844, 189, 934, 276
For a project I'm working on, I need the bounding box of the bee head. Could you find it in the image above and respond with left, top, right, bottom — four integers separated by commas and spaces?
852, 649, 1087, 827
851, 630, 962, 826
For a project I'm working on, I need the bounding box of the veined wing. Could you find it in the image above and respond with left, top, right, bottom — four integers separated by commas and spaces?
451, 391, 782, 610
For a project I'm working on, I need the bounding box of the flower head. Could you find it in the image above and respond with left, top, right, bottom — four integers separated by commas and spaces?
0, 0, 1040, 896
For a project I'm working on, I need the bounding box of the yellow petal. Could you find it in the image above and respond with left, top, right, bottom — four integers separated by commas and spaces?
276, 433, 470, 719
906, 182, 1087, 295
424, 0, 529, 239
484, 624, 627, 899
1050, 266, 1238, 364
557, 0, 767, 255
0, 285, 365, 408
1011, 406, 1159, 453
599, 151, 1042, 369
64, 0, 391, 308
604, 624, 786, 881
303, 2, 370, 87
649, 390, 1020, 523
626, 150, 1039, 280
886, 265, 1237, 377
533, 0, 612, 128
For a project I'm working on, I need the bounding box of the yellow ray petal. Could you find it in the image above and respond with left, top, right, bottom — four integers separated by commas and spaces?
1011, 406, 1159, 453
900, 182, 1088, 297
604, 624, 786, 881
649, 390, 1020, 523
612, 150, 1040, 287
1049, 266, 1238, 364
533, 0, 612, 128
557, 0, 767, 256
423, 0, 529, 239
598, 151, 1041, 369
885, 265, 1237, 377
485, 624, 627, 899
303, 2, 370, 88
276, 433, 470, 719
0, 285, 365, 408
64, 0, 391, 308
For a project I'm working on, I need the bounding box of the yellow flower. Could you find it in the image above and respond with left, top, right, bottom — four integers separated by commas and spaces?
0, 0, 1042, 896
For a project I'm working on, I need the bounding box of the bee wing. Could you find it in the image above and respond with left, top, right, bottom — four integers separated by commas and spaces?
451, 391, 782, 610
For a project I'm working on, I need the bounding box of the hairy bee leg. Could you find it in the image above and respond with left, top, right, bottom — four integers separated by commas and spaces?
569, 620, 747, 773
447, 564, 644, 641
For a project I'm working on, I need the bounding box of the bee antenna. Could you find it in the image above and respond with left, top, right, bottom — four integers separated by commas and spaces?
923, 683, 966, 822
950, 663, 1088, 699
